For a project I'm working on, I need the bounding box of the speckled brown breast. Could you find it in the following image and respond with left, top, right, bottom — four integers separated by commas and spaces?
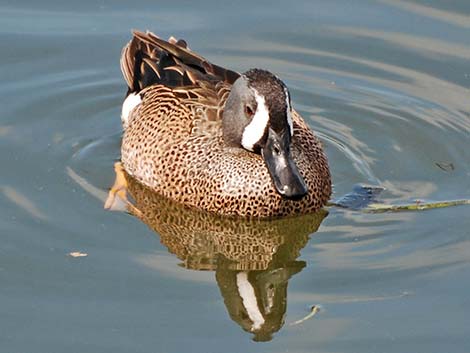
121, 83, 331, 218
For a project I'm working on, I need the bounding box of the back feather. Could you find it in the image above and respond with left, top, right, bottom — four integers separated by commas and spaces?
121, 30, 240, 95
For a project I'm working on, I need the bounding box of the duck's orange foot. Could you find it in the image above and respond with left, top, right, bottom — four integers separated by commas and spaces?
104, 162, 142, 217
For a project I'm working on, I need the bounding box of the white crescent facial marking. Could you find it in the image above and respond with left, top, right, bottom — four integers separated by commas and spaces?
284, 87, 293, 137
236, 272, 265, 331
121, 93, 142, 129
241, 90, 270, 151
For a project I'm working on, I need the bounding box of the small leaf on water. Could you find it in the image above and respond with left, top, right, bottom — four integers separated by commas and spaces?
435, 161, 455, 172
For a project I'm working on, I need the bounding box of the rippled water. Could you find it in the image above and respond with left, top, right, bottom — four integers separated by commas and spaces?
1, 1, 469, 352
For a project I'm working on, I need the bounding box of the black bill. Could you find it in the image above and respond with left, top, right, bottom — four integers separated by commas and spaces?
261, 128, 308, 200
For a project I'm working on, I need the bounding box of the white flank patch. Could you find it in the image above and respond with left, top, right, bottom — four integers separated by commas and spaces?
241, 90, 270, 151
236, 272, 265, 331
121, 93, 142, 128
284, 87, 294, 136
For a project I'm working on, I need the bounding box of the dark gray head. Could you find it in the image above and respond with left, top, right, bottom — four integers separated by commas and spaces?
223, 69, 308, 200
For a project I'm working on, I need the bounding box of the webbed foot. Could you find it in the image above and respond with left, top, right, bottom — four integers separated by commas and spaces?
104, 162, 142, 217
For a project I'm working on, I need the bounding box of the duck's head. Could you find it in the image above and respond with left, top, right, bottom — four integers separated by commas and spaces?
223, 69, 308, 200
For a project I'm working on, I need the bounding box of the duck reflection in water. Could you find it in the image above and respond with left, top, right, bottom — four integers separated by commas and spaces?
106, 162, 327, 341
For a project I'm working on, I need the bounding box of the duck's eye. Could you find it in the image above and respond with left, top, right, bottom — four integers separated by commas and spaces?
245, 105, 254, 117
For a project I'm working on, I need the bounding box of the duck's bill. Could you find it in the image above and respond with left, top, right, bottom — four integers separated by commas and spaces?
261, 128, 308, 200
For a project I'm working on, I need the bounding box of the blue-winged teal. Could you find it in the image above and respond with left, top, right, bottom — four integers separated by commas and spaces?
119, 30, 331, 218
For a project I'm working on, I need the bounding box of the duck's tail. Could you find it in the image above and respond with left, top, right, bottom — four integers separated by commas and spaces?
120, 30, 240, 95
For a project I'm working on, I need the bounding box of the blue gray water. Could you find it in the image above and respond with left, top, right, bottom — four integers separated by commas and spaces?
1, 1, 469, 352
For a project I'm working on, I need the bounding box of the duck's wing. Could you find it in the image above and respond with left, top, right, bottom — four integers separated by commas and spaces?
121, 30, 240, 94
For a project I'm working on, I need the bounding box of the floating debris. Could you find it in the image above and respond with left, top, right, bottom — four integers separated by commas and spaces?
331, 184, 385, 210
290, 305, 321, 326
366, 199, 470, 213
435, 161, 455, 172
69, 251, 88, 258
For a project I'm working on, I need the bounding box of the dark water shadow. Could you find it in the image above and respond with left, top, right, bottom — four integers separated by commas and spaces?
116, 172, 327, 342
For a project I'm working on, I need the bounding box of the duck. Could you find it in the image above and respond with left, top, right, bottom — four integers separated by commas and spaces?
118, 30, 331, 218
